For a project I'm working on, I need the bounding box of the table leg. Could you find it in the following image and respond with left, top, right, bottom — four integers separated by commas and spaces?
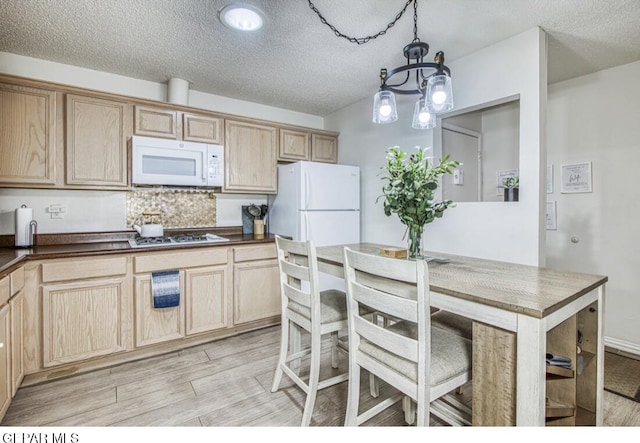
516, 314, 546, 426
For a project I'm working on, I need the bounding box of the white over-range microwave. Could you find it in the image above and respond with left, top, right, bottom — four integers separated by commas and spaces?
131, 135, 224, 187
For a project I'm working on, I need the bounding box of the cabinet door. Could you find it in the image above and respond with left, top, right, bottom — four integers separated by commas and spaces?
0, 83, 56, 185
0, 304, 10, 418
183, 113, 223, 144
233, 259, 280, 325
66, 94, 129, 187
185, 265, 229, 336
9, 291, 24, 396
134, 106, 178, 139
311, 134, 338, 163
224, 120, 277, 193
42, 278, 126, 367
134, 274, 185, 347
278, 129, 310, 161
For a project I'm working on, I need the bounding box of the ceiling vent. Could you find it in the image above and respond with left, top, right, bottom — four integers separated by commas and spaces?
167, 77, 189, 105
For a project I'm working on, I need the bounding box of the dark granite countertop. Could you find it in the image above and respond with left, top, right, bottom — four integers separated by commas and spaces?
0, 228, 277, 277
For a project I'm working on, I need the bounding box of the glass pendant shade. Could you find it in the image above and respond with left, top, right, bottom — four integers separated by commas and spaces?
412, 98, 436, 129
372, 90, 398, 124
425, 74, 454, 113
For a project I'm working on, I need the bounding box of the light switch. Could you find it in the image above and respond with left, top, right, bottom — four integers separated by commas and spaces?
453, 169, 464, 185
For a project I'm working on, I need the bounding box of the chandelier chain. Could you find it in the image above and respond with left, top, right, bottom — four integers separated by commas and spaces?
307, 0, 414, 45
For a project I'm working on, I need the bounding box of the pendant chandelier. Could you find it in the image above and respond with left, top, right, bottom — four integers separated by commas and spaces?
372, 0, 453, 129
308, 0, 453, 130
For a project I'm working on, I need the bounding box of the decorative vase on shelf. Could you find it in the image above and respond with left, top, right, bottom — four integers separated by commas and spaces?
407, 224, 424, 260
504, 188, 519, 202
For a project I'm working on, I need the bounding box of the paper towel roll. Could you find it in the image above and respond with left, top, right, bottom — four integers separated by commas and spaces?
15, 205, 33, 247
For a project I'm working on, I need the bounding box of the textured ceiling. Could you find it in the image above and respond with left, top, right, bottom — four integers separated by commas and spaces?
1, 0, 640, 116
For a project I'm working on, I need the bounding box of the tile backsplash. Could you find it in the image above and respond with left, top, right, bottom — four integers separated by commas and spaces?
127, 188, 216, 228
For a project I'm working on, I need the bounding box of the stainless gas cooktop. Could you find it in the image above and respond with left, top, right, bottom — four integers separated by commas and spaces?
128, 233, 230, 248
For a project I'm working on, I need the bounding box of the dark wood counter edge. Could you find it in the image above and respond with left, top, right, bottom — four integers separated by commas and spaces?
0, 227, 276, 277
0, 226, 243, 247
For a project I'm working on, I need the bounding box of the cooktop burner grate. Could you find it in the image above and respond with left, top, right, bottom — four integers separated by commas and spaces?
128, 233, 230, 248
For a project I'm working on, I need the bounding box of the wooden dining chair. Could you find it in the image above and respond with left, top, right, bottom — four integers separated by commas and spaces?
342, 247, 472, 426
270, 236, 350, 426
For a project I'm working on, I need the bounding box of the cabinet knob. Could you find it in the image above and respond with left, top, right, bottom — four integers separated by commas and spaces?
0, 342, 4, 349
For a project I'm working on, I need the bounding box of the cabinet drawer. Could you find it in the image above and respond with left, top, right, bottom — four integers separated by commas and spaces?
233, 244, 277, 262
134, 247, 228, 273
42, 257, 128, 283
10, 267, 24, 295
0, 276, 8, 307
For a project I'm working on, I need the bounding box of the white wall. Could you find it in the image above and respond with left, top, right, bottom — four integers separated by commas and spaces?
326, 28, 547, 266
547, 59, 640, 353
0, 52, 318, 233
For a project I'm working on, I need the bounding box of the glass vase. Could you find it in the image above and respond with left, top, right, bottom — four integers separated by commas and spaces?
407, 224, 424, 260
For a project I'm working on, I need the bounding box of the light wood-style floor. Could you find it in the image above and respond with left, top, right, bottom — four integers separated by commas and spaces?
2, 326, 639, 426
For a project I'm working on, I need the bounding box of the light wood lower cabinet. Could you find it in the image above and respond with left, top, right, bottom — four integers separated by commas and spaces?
0, 304, 10, 419
42, 277, 127, 367
133, 248, 229, 347
233, 259, 280, 325
185, 266, 229, 336
134, 273, 186, 347
9, 290, 24, 396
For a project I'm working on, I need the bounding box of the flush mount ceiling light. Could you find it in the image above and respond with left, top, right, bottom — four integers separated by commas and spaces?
308, 0, 453, 129
219, 4, 264, 31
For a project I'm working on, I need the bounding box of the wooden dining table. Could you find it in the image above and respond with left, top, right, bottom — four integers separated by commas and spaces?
315, 243, 608, 426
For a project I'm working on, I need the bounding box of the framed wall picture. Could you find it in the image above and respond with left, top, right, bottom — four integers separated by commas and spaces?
546, 164, 553, 194
546, 201, 557, 230
496, 169, 518, 196
561, 162, 592, 193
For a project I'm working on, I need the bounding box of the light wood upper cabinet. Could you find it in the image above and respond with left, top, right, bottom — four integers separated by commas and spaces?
66, 94, 130, 187
0, 83, 56, 185
311, 133, 338, 163
183, 113, 223, 144
134, 106, 223, 145
278, 128, 310, 162
224, 120, 278, 194
134, 106, 178, 139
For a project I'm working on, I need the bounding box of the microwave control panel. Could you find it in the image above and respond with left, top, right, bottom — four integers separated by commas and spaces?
207, 145, 224, 187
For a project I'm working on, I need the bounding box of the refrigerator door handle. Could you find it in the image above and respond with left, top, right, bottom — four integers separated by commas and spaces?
303, 211, 310, 241
304, 170, 310, 210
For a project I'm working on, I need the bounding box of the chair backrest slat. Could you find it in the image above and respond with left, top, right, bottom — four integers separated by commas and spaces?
283, 281, 311, 308
350, 281, 417, 323
279, 258, 310, 283
353, 315, 418, 362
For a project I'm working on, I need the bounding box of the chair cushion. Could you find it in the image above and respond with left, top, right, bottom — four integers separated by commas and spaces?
288, 289, 374, 324
359, 321, 471, 386
288, 289, 348, 324
431, 310, 473, 340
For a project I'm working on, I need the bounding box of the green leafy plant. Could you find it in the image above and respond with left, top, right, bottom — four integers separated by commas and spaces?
377, 146, 459, 258
503, 176, 519, 189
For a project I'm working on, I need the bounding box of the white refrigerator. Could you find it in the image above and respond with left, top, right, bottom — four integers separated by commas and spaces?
268, 161, 360, 288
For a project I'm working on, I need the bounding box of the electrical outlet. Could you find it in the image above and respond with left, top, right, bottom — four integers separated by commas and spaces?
47, 204, 67, 219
